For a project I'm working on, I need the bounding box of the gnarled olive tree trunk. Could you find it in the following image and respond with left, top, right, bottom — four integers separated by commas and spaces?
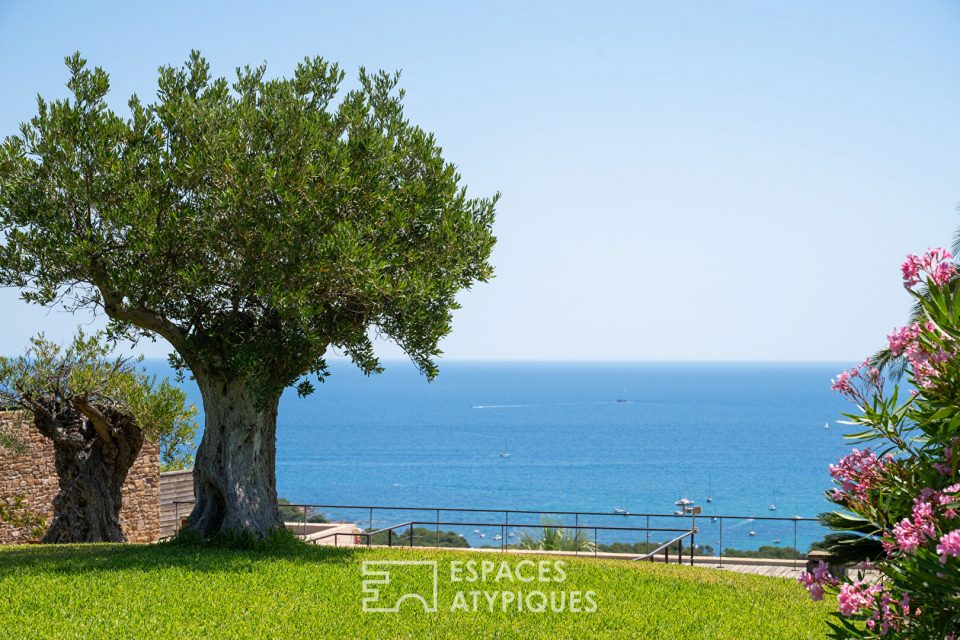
184, 376, 281, 539
33, 405, 143, 543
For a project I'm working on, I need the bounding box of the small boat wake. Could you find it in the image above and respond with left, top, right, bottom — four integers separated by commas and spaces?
472, 404, 531, 410
473, 399, 639, 410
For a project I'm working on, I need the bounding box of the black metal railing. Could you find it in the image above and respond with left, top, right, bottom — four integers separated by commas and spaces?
321, 519, 698, 565
171, 501, 822, 568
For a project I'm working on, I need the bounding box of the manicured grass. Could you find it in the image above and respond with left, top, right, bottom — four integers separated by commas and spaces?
0, 543, 833, 639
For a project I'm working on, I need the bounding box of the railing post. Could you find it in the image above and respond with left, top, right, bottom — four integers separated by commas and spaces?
388, 529, 392, 547
678, 539, 683, 565
594, 527, 598, 558
503, 512, 508, 552
575, 513, 579, 557
646, 515, 650, 548
436, 509, 440, 549
691, 531, 695, 566
793, 519, 798, 568
719, 519, 723, 568
504, 512, 509, 552
369, 507, 374, 536
410, 526, 414, 548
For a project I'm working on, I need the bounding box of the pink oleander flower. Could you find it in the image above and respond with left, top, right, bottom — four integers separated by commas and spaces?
930, 487, 958, 508
882, 538, 897, 557
837, 581, 911, 634
892, 497, 936, 554
902, 255, 922, 287
830, 360, 883, 400
937, 529, 960, 563
935, 442, 959, 477
934, 261, 957, 286
829, 449, 893, 502
831, 367, 859, 394
837, 580, 881, 617
811, 561, 835, 584
797, 561, 837, 602
808, 582, 824, 601
902, 247, 956, 288
886, 319, 955, 389
887, 324, 921, 356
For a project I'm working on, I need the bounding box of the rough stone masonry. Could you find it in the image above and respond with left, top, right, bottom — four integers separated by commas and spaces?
0, 411, 160, 544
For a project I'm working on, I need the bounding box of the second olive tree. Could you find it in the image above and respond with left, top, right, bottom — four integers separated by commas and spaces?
0, 331, 196, 542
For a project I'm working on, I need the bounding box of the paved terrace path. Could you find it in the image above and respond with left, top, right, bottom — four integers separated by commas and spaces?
337, 543, 818, 579
707, 562, 805, 579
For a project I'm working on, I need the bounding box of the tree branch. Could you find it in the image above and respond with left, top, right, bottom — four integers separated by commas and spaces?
71, 398, 112, 444
96, 284, 188, 351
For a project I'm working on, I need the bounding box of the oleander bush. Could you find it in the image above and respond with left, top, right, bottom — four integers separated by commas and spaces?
802, 247, 960, 638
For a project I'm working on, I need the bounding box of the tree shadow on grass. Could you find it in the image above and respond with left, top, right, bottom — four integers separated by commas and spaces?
0, 541, 360, 576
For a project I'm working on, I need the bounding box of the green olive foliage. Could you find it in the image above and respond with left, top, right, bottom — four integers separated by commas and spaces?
0, 52, 497, 399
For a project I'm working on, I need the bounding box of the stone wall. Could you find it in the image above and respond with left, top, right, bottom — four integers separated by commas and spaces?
0, 411, 160, 544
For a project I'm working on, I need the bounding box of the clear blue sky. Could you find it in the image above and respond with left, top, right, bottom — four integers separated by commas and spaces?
1, 1, 958, 362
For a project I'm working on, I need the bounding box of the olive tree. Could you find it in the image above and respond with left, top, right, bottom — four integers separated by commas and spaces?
0, 331, 197, 542
0, 53, 497, 538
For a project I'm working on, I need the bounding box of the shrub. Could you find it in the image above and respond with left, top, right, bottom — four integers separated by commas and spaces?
723, 545, 803, 560
277, 498, 327, 524
0, 494, 46, 541
515, 516, 596, 552
368, 527, 469, 548
800, 247, 960, 638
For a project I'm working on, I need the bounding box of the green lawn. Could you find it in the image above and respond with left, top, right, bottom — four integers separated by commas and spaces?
0, 543, 833, 639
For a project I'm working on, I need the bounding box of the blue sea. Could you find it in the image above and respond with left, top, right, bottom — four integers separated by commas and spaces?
146, 360, 856, 551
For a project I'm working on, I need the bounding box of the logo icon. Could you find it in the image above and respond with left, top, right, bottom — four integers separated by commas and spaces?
361, 560, 438, 613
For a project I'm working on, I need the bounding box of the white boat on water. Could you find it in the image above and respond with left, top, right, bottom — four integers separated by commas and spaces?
824, 421, 831, 430
675, 497, 695, 515
479, 533, 486, 538
769, 503, 777, 511
499, 437, 511, 458
613, 508, 628, 515
494, 535, 502, 541
748, 530, 757, 537
773, 537, 782, 544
